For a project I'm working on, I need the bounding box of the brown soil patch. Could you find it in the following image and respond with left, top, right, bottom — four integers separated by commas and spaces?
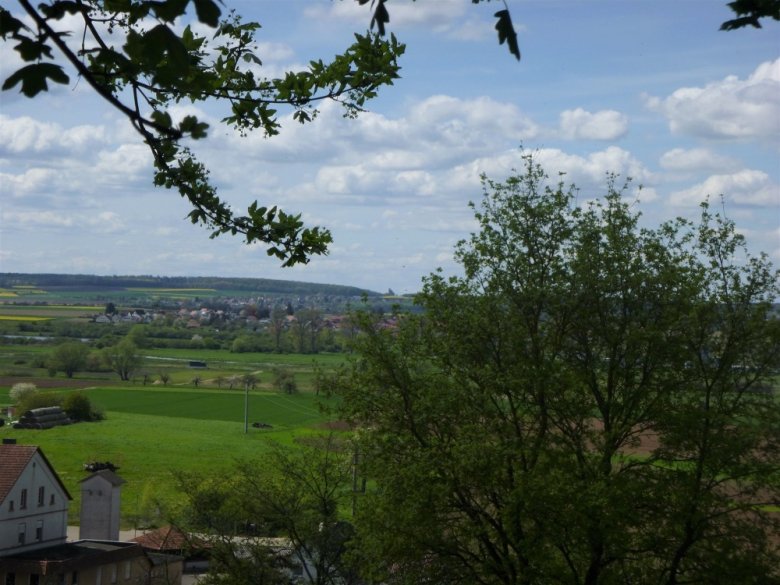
0, 376, 98, 390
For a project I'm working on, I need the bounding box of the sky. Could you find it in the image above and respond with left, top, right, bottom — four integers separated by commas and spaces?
0, 0, 778, 294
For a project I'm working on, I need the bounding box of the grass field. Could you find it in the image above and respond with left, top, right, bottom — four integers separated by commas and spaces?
0, 341, 350, 529
0, 384, 340, 528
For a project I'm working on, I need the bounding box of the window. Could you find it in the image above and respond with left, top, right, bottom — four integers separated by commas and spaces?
35, 520, 43, 542
38, 486, 45, 507
20, 489, 27, 510
5, 573, 15, 585
17, 523, 26, 545
110, 564, 117, 584
30, 577, 39, 585
71, 572, 78, 585
7, 500, 13, 512
124, 562, 131, 580
95, 567, 102, 585
50, 494, 55, 506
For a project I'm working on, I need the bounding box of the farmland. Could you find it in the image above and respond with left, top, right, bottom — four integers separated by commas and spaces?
0, 274, 363, 529
0, 357, 345, 527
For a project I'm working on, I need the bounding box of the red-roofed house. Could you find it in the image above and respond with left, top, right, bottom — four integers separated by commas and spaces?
0, 440, 182, 585
0, 442, 71, 555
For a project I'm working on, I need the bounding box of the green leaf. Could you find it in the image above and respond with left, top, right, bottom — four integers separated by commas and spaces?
2, 63, 69, 97
104, 0, 133, 12
494, 10, 521, 61
150, 0, 189, 23
371, 0, 390, 36
0, 8, 29, 37
39, 1, 87, 20
193, 0, 221, 27
14, 37, 53, 61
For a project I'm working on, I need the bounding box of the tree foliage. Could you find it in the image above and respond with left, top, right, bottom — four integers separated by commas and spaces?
103, 338, 142, 381
176, 434, 357, 585
336, 156, 780, 584
48, 340, 89, 378
9, 382, 38, 405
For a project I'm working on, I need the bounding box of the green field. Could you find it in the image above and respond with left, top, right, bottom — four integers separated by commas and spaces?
0, 384, 340, 528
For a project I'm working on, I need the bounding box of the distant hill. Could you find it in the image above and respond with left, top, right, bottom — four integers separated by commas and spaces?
0, 273, 380, 298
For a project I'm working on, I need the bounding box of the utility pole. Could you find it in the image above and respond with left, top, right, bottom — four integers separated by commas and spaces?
244, 382, 249, 434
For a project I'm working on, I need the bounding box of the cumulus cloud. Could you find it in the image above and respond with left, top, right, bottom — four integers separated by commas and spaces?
645, 58, 780, 142
659, 148, 740, 173
669, 170, 780, 207
0, 115, 108, 155
559, 108, 629, 140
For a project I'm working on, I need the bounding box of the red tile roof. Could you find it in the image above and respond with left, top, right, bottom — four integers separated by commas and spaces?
0, 443, 37, 504
0, 443, 72, 504
131, 525, 205, 552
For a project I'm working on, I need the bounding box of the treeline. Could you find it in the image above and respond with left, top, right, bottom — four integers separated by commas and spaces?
0, 273, 379, 297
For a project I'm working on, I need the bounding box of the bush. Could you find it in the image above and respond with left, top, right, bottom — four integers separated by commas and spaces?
62, 391, 100, 422
17, 392, 62, 414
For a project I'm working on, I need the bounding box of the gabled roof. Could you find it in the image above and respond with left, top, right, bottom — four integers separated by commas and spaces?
130, 525, 200, 552
0, 443, 73, 504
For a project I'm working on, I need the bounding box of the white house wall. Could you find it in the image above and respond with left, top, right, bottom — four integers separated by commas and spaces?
0, 451, 69, 555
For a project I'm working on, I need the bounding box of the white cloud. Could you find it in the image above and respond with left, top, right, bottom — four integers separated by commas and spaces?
669, 170, 780, 207
0, 115, 108, 154
0, 168, 59, 197
659, 148, 740, 173
645, 58, 780, 142
2, 209, 126, 233
304, 0, 469, 31
559, 108, 629, 140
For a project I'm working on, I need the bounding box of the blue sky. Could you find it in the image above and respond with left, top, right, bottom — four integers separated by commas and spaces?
1, 0, 778, 294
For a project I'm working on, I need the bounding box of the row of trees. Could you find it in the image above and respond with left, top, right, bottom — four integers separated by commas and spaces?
173, 160, 779, 584
45, 338, 142, 381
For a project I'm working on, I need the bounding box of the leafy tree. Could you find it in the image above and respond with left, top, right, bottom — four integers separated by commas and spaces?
9, 382, 37, 405
177, 434, 357, 585
336, 157, 780, 584
272, 367, 297, 395
103, 338, 142, 381
48, 340, 89, 378
269, 307, 287, 353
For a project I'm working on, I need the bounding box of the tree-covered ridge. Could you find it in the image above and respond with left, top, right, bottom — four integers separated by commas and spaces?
0, 273, 379, 297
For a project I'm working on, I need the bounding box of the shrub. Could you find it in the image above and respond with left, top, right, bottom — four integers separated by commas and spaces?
18, 392, 63, 414
63, 391, 97, 422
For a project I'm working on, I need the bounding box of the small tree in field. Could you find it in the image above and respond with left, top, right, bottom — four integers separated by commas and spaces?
273, 368, 297, 395
10, 382, 38, 406
48, 341, 89, 378
103, 339, 142, 381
